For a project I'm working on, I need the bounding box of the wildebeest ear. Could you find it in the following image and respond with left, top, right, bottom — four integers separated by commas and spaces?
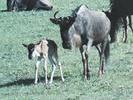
22, 44, 28, 48
50, 18, 61, 25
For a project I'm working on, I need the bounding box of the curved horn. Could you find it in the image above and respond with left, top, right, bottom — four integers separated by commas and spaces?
68, 16, 73, 19
54, 11, 59, 19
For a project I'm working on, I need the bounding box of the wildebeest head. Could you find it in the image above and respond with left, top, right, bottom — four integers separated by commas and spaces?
50, 11, 77, 49
22, 43, 35, 60
6, 0, 53, 11
36, 0, 53, 10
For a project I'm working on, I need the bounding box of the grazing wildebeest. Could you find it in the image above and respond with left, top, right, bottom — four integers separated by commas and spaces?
109, 0, 133, 43
23, 38, 64, 85
7, 0, 53, 11
104, 10, 133, 43
50, 5, 111, 79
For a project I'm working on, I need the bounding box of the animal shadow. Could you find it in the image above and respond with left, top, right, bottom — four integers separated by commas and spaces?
0, 76, 64, 88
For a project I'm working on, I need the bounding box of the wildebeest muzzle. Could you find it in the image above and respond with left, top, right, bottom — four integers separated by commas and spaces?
62, 42, 71, 49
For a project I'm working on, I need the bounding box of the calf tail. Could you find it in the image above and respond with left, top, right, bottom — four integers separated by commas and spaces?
104, 41, 110, 64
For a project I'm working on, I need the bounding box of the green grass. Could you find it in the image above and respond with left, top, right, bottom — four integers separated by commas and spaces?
0, 0, 133, 99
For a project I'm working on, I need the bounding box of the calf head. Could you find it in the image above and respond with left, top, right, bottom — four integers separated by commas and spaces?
23, 43, 35, 60
23, 40, 48, 59
50, 11, 76, 49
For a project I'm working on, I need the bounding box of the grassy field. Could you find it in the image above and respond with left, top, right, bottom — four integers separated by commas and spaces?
0, 0, 133, 100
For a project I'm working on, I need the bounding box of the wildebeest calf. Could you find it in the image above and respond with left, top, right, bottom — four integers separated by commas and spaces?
23, 38, 64, 84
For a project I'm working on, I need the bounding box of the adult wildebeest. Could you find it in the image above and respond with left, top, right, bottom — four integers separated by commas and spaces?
23, 38, 64, 85
50, 5, 111, 79
109, 0, 133, 43
104, 10, 133, 43
7, 0, 53, 11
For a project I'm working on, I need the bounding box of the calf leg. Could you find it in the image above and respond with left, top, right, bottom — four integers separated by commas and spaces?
49, 56, 57, 84
49, 63, 56, 84
43, 56, 48, 85
49, 56, 64, 84
58, 62, 65, 82
54, 52, 64, 82
34, 60, 41, 84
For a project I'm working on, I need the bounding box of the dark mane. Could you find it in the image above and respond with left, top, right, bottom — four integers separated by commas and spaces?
71, 4, 88, 16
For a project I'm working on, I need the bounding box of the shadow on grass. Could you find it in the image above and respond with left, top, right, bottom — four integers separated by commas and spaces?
0, 76, 65, 88
0, 10, 9, 12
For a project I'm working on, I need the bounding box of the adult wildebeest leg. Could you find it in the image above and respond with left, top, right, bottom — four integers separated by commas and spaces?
98, 42, 107, 77
95, 45, 101, 57
80, 45, 89, 80
96, 44, 105, 76
80, 47, 90, 79
35, 60, 41, 84
98, 39, 110, 77
7, 0, 16, 11
122, 16, 128, 43
80, 39, 93, 79
128, 16, 133, 33
7, 0, 11, 11
95, 45, 102, 72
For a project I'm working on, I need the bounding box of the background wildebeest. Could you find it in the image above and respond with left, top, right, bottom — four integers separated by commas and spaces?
50, 5, 111, 79
109, 0, 133, 43
104, 10, 133, 43
122, 16, 133, 43
7, 0, 53, 11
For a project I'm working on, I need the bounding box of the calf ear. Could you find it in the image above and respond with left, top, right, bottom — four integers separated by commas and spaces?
22, 44, 28, 48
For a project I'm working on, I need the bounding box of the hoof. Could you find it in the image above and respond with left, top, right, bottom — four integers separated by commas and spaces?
98, 70, 104, 78
34, 81, 38, 85
84, 76, 89, 81
49, 81, 53, 85
62, 78, 65, 82
123, 40, 127, 43
110, 38, 116, 43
